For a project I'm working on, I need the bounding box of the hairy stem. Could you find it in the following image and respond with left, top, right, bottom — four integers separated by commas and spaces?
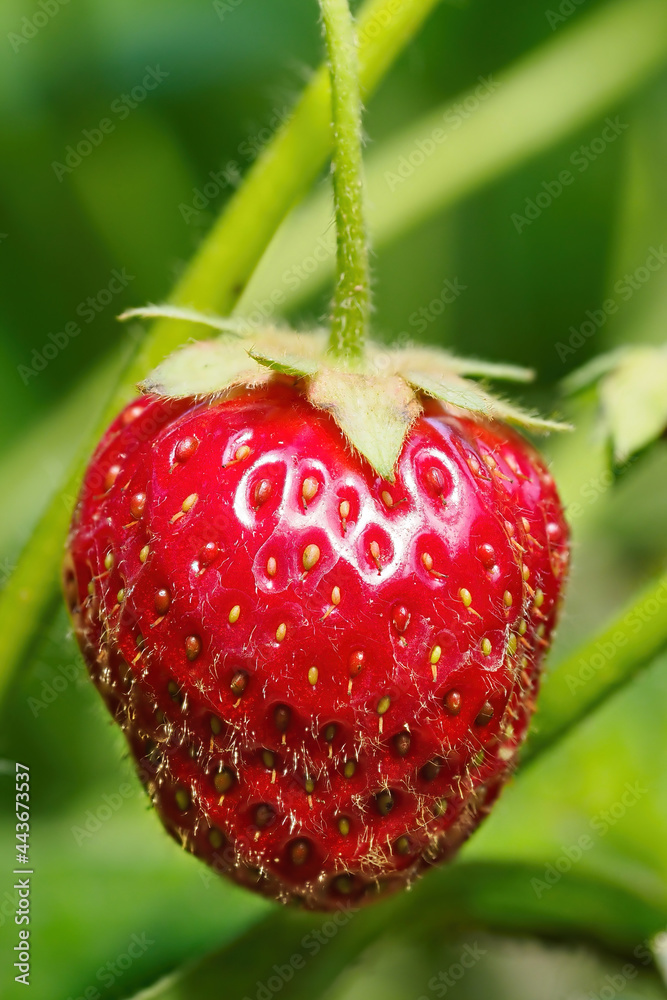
320, 0, 370, 366
127, 0, 440, 381
239, 0, 667, 314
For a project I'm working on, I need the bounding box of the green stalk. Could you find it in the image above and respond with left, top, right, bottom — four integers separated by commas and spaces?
320, 0, 370, 365
523, 569, 667, 764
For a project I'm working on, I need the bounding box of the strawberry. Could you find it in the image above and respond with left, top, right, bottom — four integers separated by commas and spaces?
63, 0, 569, 910
63, 376, 568, 909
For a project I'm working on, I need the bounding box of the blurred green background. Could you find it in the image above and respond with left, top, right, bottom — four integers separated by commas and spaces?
1, 0, 667, 997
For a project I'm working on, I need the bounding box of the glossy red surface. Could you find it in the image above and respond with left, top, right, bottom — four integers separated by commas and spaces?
64, 381, 569, 909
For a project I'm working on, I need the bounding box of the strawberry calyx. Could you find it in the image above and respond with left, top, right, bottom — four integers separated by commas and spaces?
120, 305, 571, 482
117, 0, 570, 482
563, 342, 667, 467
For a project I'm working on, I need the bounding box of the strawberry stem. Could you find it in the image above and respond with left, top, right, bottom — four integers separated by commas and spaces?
320, 0, 370, 367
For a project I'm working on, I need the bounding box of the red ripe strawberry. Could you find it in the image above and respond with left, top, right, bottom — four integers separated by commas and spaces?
63, 377, 568, 910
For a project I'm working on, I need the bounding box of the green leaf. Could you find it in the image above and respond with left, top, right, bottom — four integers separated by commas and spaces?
601, 347, 667, 464
135, 316, 330, 395
127, 862, 667, 999
561, 347, 630, 396
562, 345, 667, 465
378, 345, 534, 383
130, 309, 330, 392
308, 369, 421, 482
144, 339, 548, 474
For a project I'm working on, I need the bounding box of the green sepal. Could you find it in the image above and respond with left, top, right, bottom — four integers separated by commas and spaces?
308, 368, 421, 482
491, 398, 574, 435
388, 346, 534, 383
447, 358, 535, 383
123, 303, 569, 479
140, 339, 261, 398
248, 349, 320, 379
406, 371, 572, 434
600, 348, 667, 465
405, 371, 493, 415
118, 304, 252, 336
122, 305, 327, 397
564, 344, 667, 465
561, 347, 630, 396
